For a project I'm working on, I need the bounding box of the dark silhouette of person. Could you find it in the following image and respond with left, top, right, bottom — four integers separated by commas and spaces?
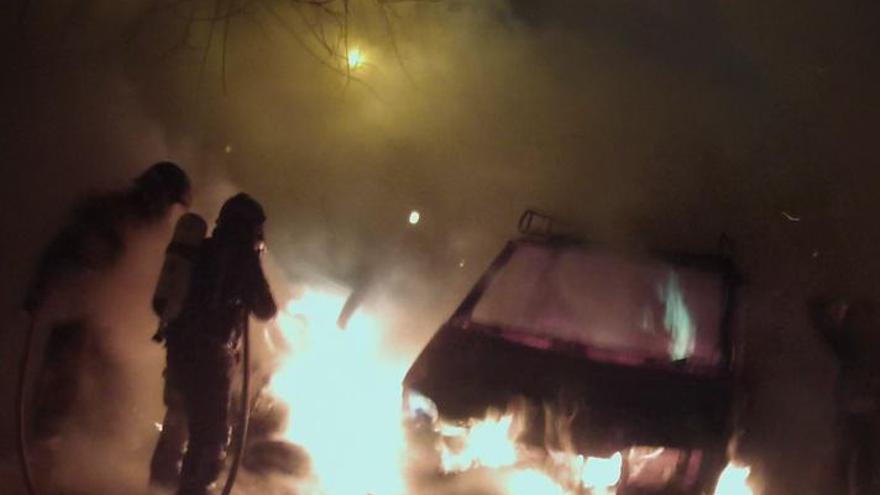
150, 193, 277, 495
23, 161, 191, 314
22, 161, 191, 438
809, 298, 880, 494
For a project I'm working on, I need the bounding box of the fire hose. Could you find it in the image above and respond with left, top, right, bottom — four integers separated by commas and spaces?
220, 317, 251, 495
16, 311, 39, 495
15, 311, 252, 495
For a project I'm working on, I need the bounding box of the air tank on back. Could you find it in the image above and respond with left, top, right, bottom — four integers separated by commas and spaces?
153, 212, 207, 325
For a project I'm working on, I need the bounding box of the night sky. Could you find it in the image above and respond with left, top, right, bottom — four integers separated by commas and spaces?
2, 1, 879, 494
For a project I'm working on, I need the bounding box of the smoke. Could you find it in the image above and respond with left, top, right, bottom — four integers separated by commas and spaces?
2, 1, 880, 494
4, 211, 175, 494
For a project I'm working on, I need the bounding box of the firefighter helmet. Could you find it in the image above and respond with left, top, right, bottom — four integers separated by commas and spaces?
217, 193, 266, 228
134, 161, 192, 207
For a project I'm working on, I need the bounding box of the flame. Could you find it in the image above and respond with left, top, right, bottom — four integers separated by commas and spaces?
269, 289, 408, 495
713, 462, 754, 495
265, 287, 751, 495
438, 410, 524, 472
582, 452, 623, 490
436, 402, 622, 494
546, 450, 622, 494
502, 469, 567, 495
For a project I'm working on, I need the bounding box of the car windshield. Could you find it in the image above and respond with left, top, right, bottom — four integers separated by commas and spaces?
471, 243, 726, 367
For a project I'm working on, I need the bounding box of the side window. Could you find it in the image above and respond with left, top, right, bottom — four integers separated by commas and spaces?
472, 244, 725, 367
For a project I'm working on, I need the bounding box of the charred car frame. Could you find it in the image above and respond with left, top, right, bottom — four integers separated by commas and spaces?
403, 215, 740, 494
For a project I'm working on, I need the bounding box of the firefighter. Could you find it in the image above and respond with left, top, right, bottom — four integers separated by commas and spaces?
21, 161, 191, 438
809, 298, 880, 495
150, 193, 277, 495
23, 161, 191, 314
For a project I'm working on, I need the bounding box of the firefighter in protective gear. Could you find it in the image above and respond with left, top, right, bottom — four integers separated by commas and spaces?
150, 193, 277, 495
22, 161, 190, 439
24, 161, 191, 314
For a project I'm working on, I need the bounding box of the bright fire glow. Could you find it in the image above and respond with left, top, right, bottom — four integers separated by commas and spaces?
548, 450, 623, 493
439, 410, 523, 472
408, 210, 420, 225
582, 452, 623, 489
503, 469, 567, 495
713, 462, 754, 495
436, 404, 623, 493
347, 48, 365, 69
269, 289, 408, 495
266, 287, 752, 495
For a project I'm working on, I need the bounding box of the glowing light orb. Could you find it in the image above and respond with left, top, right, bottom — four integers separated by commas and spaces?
347, 48, 365, 70
408, 210, 421, 225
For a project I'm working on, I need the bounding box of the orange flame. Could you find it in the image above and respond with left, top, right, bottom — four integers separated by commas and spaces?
269, 289, 408, 495
266, 287, 753, 495
438, 409, 524, 472
713, 462, 754, 495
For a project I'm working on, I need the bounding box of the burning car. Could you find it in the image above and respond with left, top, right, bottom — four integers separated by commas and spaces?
403, 212, 741, 494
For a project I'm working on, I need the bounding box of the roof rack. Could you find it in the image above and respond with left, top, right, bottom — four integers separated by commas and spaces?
518, 209, 555, 237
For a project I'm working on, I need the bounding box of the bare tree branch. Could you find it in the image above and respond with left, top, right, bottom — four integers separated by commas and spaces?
291, 1, 336, 57
197, 0, 223, 91
120, 0, 431, 98
380, 2, 416, 86
261, 0, 383, 100
222, 0, 233, 94
160, 1, 200, 58
258, 0, 350, 80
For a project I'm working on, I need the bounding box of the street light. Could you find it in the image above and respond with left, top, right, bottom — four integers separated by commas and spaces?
347, 48, 365, 70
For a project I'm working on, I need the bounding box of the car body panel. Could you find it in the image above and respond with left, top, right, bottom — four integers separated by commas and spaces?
403, 236, 740, 493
